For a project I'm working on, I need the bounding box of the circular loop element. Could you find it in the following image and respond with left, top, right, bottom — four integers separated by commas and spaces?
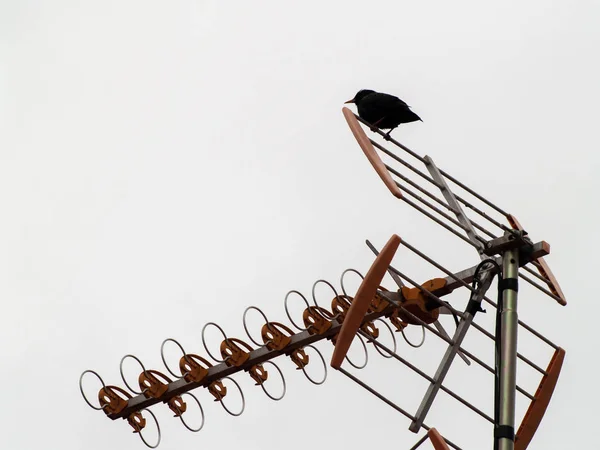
300, 344, 328, 385
119, 354, 148, 395
284, 290, 310, 331
242, 306, 270, 347
344, 333, 369, 370
401, 324, 426, 348
178, 392, 205, 432
370, 319, 397, 358
138, 408, 161, 449
201, 322, 229, 363
79, 370, 107, 410
160, 338, 187, 379
258, 361, 287, 401
311, 279, 340, 319
340, 268, 365, 297
218, 376, 246, 417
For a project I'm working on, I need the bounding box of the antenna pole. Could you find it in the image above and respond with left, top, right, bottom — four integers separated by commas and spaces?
496, 247, 519, 450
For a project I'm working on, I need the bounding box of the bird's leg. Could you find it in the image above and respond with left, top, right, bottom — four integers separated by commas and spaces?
370, 117, 386, 132
384, 126, 398, 140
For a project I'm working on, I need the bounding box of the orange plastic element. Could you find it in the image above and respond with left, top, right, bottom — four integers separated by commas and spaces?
290, 348, 309, 369
331, 234, 401, 369
389, 310, 408, 332
167, 395, 187, 417
261, 322, 293, 351
369, 287, 390, 313
515, 347, 565, 450
507, 214, 566, 305
360, 321, 380, 339
428, 428, 451, 450
220, 338, 253, 367
342, 107, 403, 199
208, 380, 227, 401
303, 306, 333, 335
398, 278, 448, 325
249, 364, 269, 385
127, 411, 146, 433
179, 354, 211, 383
98, 385, 131, 415
138, 370, 170, 399
331, 295, 353, 320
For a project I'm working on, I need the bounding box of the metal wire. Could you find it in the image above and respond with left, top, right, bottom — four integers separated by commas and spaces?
79, 370, 107, 411
178, 392, 205, 432
356, 114, 509, 218
300, 344, 328, 385
338, 366, 463, 450
392, 262, 549, 376
201, 322, 229, 363
370, 137, 509, 231
409, 434, 430, 450
398, 238, 560, 350
401, 196, 482, 249
312, 279, 342, 319
344, 332, 369, 370
119, 354, 147, 395
138, 408, 161, 449
361, 331, 494, 424
258, 360, 287, 401
393, 176, 490, 245
284, 290, 311, 331
217, 377, 246, 417
340, 268, 364, 297
371, 318, 397, 358
160, 338, 187, 379
518, 272, 564, 304
242, 306, 270, 347
385, 163, 497, 239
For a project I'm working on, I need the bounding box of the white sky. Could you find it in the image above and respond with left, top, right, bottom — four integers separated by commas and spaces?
2, 1, 599, 449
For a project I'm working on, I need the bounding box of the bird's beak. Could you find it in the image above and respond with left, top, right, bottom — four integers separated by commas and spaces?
344, 98, 355, 104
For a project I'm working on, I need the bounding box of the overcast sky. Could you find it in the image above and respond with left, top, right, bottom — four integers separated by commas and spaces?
2, 1, 599, 449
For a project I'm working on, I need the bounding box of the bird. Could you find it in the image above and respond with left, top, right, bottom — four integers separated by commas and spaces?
345, 89, 422, 137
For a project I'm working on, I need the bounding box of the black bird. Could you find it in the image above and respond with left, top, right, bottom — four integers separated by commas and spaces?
345, 89, 422, 137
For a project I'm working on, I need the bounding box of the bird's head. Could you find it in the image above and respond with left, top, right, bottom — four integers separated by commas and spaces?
345, 89, 376, 105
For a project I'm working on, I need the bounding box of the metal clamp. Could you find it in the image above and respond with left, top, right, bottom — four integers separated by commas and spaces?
135, 408, 161, 449
297, 344, 328, 385
208, 377, 246, 416
139, 370, 172, 399
177, 392, 205, 433
331, 294, 353, 321
251, 361, 287, 401
220, 337, 254, 367
99, 385, 132, 415
261, 322, 294, 351
303, 306, 334, 335
79, 370, 108, 411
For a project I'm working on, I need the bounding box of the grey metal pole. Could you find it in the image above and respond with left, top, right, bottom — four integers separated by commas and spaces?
497, 248, 519, 450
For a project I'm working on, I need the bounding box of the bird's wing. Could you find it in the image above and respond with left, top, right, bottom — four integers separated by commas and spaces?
369, 92, 410, 109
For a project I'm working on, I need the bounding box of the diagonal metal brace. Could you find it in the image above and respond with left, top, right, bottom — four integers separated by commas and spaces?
409, 268, 496, 432
423, 155, 485, 255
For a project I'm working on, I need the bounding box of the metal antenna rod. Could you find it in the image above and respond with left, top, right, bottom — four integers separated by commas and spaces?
409, 434, 430, 450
